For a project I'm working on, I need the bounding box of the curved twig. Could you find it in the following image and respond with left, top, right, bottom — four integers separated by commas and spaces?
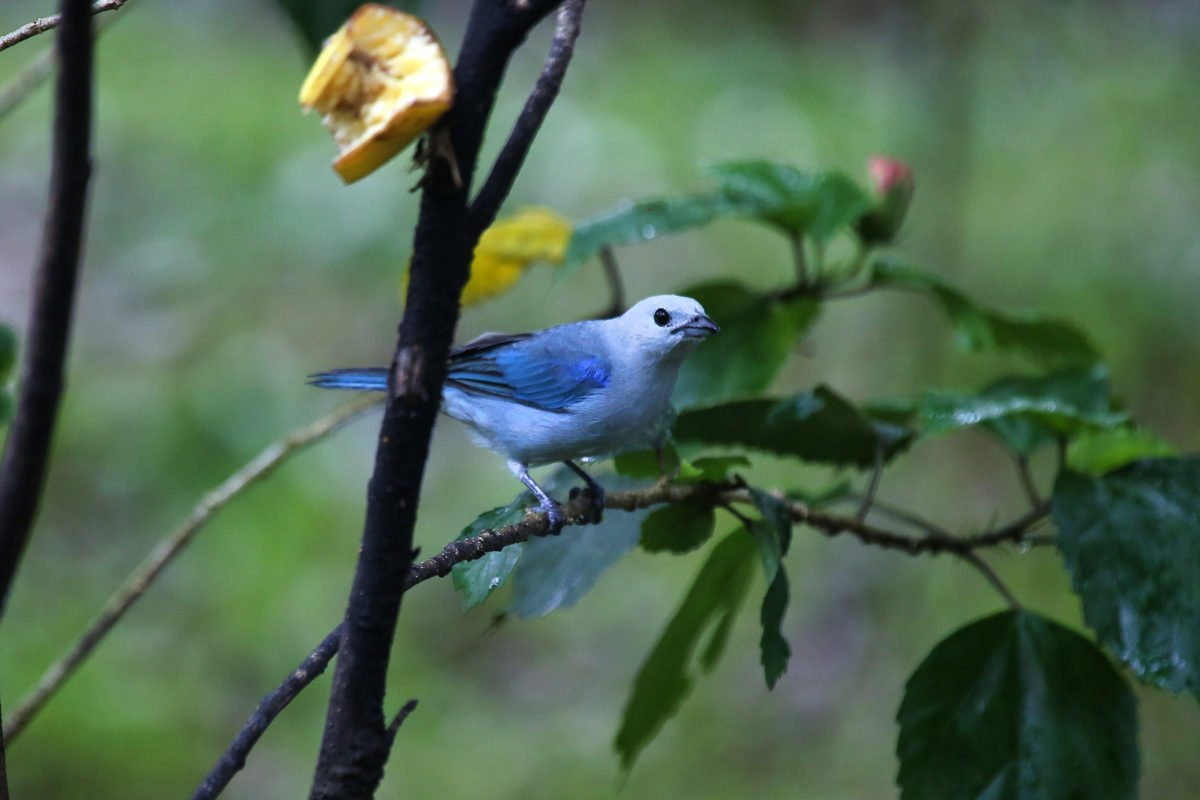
467, 0, 586, 233
0, 0, 126, 54
2, 395, 380, 744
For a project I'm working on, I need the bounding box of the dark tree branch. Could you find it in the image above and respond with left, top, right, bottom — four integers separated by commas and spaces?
1015, 455, 1042, 510
384, 699, 419, 747
0, 0, 94, 618
0, 0, 124, 53
467, 0, 585, 234
192, 628, 342, 800
309, 2, 574, 797
597, 247, 626, 318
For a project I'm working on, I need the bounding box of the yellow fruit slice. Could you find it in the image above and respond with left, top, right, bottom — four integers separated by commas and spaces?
299, 4, 454, 184
401, 208, 573, 307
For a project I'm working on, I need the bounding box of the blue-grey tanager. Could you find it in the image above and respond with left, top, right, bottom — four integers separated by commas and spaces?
309, 295, 718, 533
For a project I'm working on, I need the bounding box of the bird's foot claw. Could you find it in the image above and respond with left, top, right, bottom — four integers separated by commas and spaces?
544, 503, 566, 536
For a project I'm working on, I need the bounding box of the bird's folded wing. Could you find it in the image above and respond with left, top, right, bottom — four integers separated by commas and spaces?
447, 331, 611, 412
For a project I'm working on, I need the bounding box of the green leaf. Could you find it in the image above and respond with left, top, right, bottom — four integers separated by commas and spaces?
897, 610, 1139, 800
706, 161, 874, 242
640, 500, 715, 554
509, 488, 648, 618
563, 194, 735, 275
0, 390, 10, 427
672, 282, 819, 408
919, 364, 1127, 453
684, 455, 751, 483
273, 0, 417, 55
871, 260, 1100, 367
0, 324, 15, 383
759, 571, 790, 690
674, 385, 914, 469
786, 478, 853, 507
615, 532, 757, 771
1067, 427, 1177, 475
450, 493, 533, 610
613, 443, 679, 480
1053, 458, 1200, 698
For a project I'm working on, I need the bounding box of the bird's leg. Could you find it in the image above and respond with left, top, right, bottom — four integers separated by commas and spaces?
563, 460, 604, 525
508, 460, 565, 535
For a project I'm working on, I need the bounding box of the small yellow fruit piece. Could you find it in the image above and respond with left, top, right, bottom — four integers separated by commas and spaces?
298, 4, 454, 184
401, 208, 573, 307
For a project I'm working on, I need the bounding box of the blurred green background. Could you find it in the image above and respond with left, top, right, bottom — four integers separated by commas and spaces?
2, 0, 1199, 797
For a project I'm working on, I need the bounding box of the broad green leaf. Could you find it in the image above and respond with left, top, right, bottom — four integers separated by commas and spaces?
1053, 459, 1200, 698
0, 390, 10, 426
0, 324, 15, 383
451, 493, 533, 610
615, 532, 757, 771
1067, 427, 1177, 475
274, 0, 417, 55
871, 260, 1100, 367
760, 571, 790, 690
673, 282, 819, 408
786, 478, 853, 507
706, 161, 874, 242
674, 386, 914, 469
563, 194, 735, 274
897, 610, 1139, 800
509, 477, 648, 618
640, 500, 715, 554
919, 364, 1127, 452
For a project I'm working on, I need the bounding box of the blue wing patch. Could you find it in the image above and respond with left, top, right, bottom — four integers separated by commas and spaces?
447, 331, 610, 412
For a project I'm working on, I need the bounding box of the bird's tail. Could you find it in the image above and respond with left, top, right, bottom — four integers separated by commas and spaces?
307, 368, 388, 391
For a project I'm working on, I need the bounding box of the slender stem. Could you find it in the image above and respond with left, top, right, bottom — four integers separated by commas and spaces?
856, 447, 884, 521
1015, 455, 1042, 510
384, 699, 419, 747
597, 246, 625, 318
467, 0, 585, 234
0, 0, 125, 54
0, 0, 94, 619
2, 396, 379, 745
959, 551, 1022, 610
0, 698, 8, 800
790, 233, 808, 286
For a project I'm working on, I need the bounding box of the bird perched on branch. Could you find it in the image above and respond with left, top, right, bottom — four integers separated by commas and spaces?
309, 295, 719, 533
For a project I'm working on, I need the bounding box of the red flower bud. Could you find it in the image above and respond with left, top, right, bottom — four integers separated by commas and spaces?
857, 156, 914, 245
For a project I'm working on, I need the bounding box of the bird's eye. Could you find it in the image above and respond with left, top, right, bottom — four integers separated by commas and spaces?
653, 308, 671, 327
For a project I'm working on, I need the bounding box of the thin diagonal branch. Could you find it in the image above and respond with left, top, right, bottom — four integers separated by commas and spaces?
467, 0, 585, 233
2, 395, 379, 744
0, 0, 94, 619
959, 551, 1022, 610
597, 246, 626, 318
192, 627, 343, 800
1015, 455, 1042, 509
0, 0, 125, 54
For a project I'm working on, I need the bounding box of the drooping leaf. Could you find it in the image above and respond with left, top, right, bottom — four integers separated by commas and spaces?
275, 0, 418, 55
450, 493, 533, 610
612, 443, 681, 480
747, 487, 793, 689
0, 324, 15, 383
897, 610, 1139, 800
564, 194, 735, 274
1053, 459, 1200, 698
615, 532, 757, 771
509, 483, 648, 618
919, 364, 1127, 453
640, 499, 715, 554
1067, 427, 1177, 475
871, 260, 1100, 367
706, 161, 874, 242
786, 478, 854, 507
759, 571, 790, 690
672, 282, 820, 407
674, 385, 914, 469
684, 455, 751, 483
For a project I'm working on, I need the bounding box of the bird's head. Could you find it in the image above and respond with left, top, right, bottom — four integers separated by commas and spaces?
616, 295, 719, 361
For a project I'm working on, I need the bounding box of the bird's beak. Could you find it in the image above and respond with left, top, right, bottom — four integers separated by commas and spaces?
676, 313, 720, 339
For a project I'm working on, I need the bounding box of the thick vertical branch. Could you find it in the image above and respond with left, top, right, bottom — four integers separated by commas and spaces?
308, 2, 571, 797
0, 0, 94, 617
